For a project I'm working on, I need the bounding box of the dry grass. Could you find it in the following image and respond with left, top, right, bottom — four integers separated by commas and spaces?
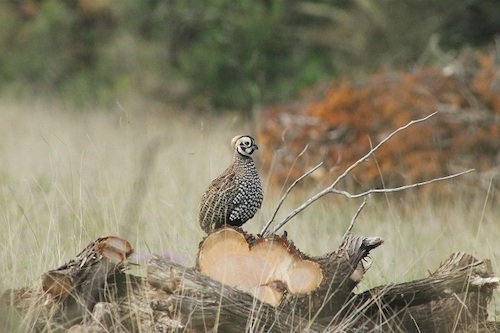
0, 97, 249, 286
0, 97, 498, 324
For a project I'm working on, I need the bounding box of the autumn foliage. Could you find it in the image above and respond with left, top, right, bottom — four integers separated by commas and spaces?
259, 51, 500, 194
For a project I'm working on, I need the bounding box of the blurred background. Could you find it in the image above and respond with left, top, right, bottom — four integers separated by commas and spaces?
0, 0, 499, 309
1, 0, 499, 109
2, 0, 499, 192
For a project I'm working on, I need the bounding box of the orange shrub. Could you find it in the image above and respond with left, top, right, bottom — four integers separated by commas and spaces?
259, 51, 500, 194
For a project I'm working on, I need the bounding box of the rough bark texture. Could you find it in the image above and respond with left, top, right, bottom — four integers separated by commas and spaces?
1, 235, 498, 333
350, 252, 498, 333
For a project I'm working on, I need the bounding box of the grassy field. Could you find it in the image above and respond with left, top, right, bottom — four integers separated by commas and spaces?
1, 97, 498, 322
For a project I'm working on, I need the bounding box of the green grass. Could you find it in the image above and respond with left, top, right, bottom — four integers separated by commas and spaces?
0, 97, 498, 324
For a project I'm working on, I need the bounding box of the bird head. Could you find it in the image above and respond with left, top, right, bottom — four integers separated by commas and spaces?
231, 135, 258, 157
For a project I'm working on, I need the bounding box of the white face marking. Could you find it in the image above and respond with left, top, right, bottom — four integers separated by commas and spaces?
235, 136, 257, 157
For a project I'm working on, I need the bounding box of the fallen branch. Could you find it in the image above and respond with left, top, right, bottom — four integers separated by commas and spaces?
265, 112, 474, 236
328, 169, 474, 199
349, 252, 499, 333
260, 161, 323, 236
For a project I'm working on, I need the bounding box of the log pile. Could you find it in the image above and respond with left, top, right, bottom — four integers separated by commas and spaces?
1, 230, 498, 333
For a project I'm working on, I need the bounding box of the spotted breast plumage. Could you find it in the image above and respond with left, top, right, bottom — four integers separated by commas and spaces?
199, 135, 264, 233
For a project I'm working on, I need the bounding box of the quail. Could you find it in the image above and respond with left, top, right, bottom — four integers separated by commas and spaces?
199, 135, 264, 233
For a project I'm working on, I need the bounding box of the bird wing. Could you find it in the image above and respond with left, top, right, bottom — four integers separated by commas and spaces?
199, 171, 238, 230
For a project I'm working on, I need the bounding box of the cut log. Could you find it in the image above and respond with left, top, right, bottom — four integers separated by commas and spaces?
2, 236, 137, 331
197, 227, 383, 319
197, 227, 325, 306
41, 236, 132, 298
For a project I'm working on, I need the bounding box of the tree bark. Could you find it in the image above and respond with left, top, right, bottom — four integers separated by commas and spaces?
349, 252, 498, 333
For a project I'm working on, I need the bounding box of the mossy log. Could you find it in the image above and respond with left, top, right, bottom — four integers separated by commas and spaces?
1, 233, 498, 333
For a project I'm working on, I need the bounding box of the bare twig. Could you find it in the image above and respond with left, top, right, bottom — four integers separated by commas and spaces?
326, 169, 474, 199
260, 162, 323, 236
341, 198, 368, 240
265, 112, 473, 236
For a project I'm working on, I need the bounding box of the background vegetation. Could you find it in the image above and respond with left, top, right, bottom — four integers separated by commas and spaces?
260, 49, 500, 195
1, 0, 500, 110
